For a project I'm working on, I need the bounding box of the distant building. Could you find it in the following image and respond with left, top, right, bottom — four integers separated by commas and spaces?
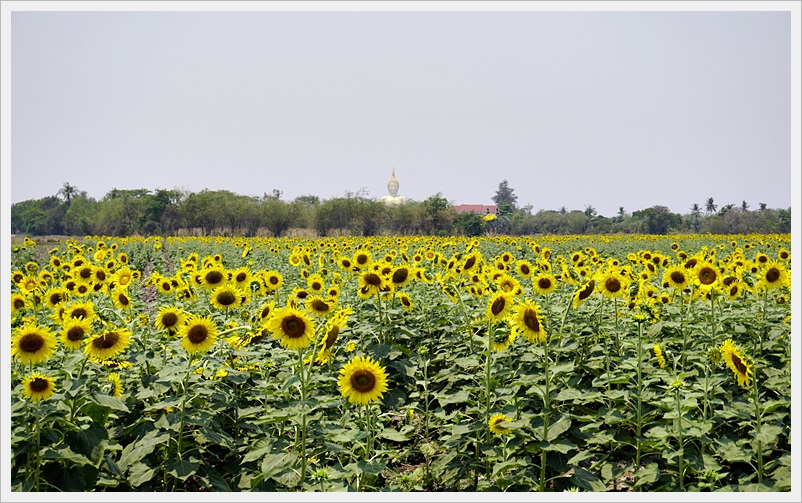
453, 204, 498, 215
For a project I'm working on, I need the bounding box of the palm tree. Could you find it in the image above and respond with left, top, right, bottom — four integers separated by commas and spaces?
705, 197, 717, 215
741, 200, 749, 211
690, 203, 702, 217
58, 182, 77, 203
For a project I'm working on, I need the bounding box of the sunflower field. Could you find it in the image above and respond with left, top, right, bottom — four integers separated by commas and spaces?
9, 233, 793, 492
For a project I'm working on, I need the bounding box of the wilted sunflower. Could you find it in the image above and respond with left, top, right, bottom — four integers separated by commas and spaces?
60, 317, 92, 350
155, 305, 186, 333
178, 315, 218, 354
720, 338, 752, 389
21, 373, 58, 402
488, 413, 513, 435
84, 327, 132, 360
210, 284, 241, 310
510, 299, 547, 343
338, 355, 389, 406
267, 306, 316, 350
485, 291, 514, 322
11, 324, 58, 364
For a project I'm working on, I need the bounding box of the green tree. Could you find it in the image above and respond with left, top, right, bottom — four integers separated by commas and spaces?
492, 180, 518, 210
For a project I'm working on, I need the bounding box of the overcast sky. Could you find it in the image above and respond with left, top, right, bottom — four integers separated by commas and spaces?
8, 7, 793, 217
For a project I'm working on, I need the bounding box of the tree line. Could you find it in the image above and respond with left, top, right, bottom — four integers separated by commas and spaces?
10, 182, 791, 238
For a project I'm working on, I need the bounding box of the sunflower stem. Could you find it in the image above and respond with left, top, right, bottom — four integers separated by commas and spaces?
298, 347, 308, 489
635, 318, 644, 485
540, 334, 551, 492
675, 386, 684, 491
484, 319, 493, 477
176, 358, 193, 462
33, 405, 42, 492
752, 362, 764, 488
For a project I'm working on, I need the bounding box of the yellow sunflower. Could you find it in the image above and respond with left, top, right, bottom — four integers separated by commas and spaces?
757, 260, 790, 291
21, 373, 58, 402
338, 355, 389, 406
662, 265, 690, 291
532, 273, 557, 296
43, 287, 69, 309
693, 262, 719, 290
315, 307, 352, 364
396, 292, 414, 312
597, 268, 630, 299
511, 299, 547, 344
572, 279, 596, 308
210, 284, 242, 310
155, 305, 186, 333
60, 316, 92, 350
389, 265, 413, 289
11, 324, 58, 364
653, 343, 666, 369
485, 291, 514, 322
357, 271, 385, 300
306, 295, 335, 318
491, 324, 517, 351
720, 338, 752, 389
200, 267, 228, 290
306, 273, 326, 294
515, 260, 535, 279
111, 287, 134, 310
178, 315, 219, 354
11, 293, 28, 314
267, 306, 316, 350
84, 327, 132, 360
65, 300, 96, 323
108, 372, 123, 398
488, 413, 513, 435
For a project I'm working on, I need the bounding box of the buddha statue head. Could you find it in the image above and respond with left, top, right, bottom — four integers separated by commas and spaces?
387, 167, 400, 196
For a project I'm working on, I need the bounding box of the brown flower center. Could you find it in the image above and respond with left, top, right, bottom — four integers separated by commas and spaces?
187, 325, 208, 344
351, 370, 376, 392
325, 326, 339, 349
523, 309, 540, 332
392, 268, 409, 284
364, 273, 382, 287
698, 267, 717, 285
670, 271, 685, 284
281, 315, 306, 338
161, 313, 178, 327
765, 268, 780, 283
578, 280, 595, 301
216, 291, 237, 306
605, 277, 621, 293
731, 352, 747, 375
491, 296, 507, 316
67, 326, 85, 342
21, 333, 44, 353
205, 270, 224, 284
94, 332, 120, 350
311, 299, 330, 312
30, 378, 49, 392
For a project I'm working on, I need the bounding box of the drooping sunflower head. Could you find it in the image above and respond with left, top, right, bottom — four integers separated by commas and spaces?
337, 355, 389, 406
21, 373, 58, 402
306, 295, 334, 318
178, 315, 219, 354
11, 324, 58, 365
572, 279, 596, 308
720, 338, 752, 389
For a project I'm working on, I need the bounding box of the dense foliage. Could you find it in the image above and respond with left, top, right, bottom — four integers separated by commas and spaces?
10, 233, 791, 492
10, 184, 792, 237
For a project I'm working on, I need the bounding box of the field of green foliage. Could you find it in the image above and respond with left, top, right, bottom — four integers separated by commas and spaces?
9, 233, 792, 492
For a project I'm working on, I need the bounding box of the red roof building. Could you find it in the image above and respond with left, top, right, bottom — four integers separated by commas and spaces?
453, 204, 498, 214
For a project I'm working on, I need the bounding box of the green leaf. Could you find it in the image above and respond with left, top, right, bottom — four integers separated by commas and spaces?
717, 437, 751, 464
753, 424, 784, 447
492, 459, 526, 477
166, 459, 200, 481
633, 463, 660, 487
242, 438, 272, 463
127, 462, 155, 486
41, 445, 92, 466
118, 431, 171, 471
554, 388, 584, 401
547, 418, 572, 441
379, 428, 410, 442
437, 390, 471, 406
89, 393, 129, 412
261, 452, 297, 479
357, 459, 387, 475
571, 467, 607, 491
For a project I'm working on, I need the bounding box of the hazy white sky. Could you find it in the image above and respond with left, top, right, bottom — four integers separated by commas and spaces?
7, 4, 795, 217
